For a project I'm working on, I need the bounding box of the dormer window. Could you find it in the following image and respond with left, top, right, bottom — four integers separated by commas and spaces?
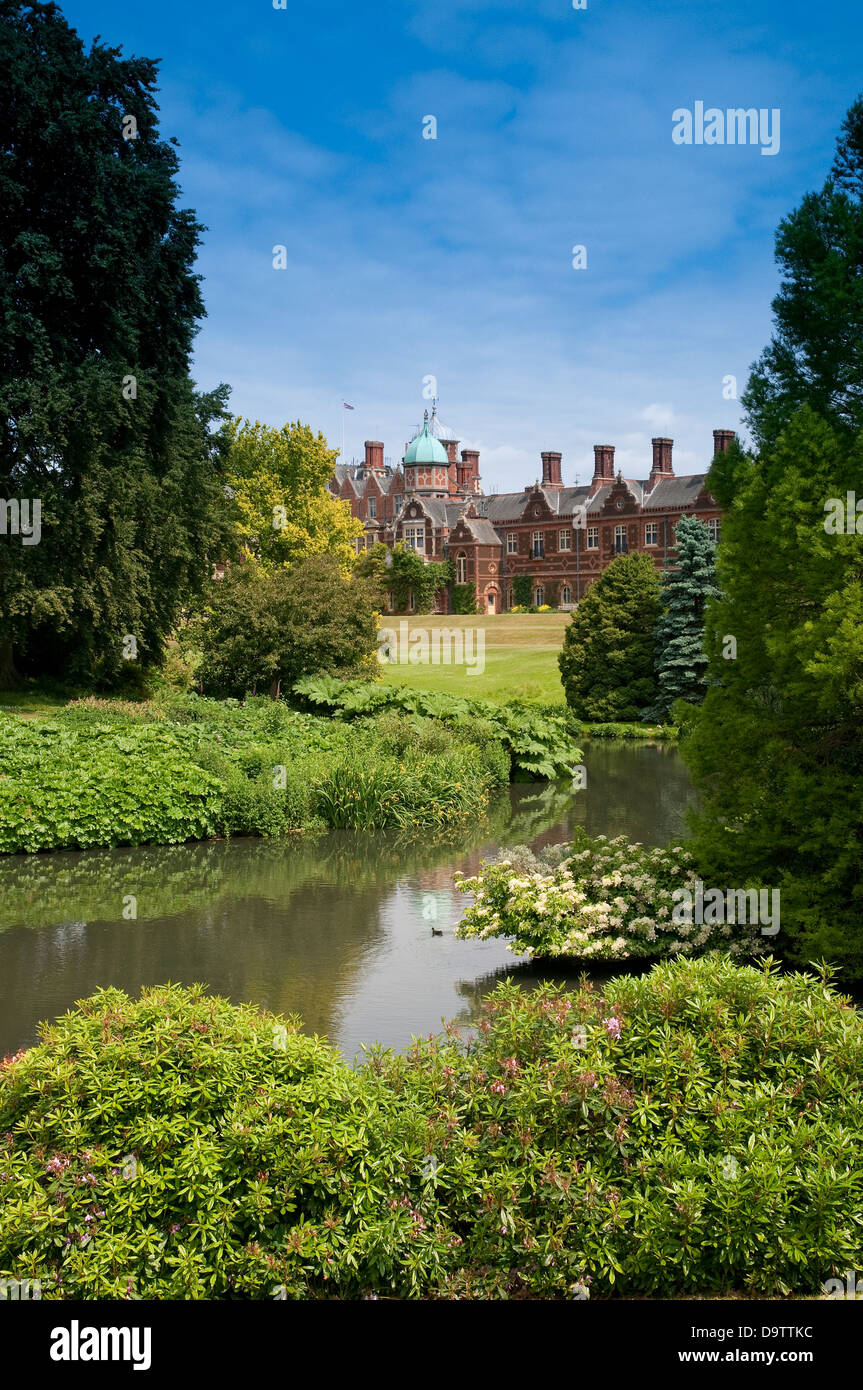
404, 525, 425, 551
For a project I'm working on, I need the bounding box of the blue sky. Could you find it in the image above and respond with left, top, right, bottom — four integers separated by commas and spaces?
65, 0, 863, 488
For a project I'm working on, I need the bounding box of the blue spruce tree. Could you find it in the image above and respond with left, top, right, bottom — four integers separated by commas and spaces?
646, 516, 718, 719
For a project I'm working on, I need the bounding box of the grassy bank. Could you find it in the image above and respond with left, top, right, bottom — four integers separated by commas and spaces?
1, 955, 858, 1300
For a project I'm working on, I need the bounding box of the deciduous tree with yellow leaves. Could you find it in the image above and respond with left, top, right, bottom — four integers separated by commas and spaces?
225, 418, 363, 571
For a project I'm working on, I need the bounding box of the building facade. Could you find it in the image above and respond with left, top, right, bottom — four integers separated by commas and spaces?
329, 410, 730, 614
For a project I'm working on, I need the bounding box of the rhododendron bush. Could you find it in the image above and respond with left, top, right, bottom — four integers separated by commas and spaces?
1, 960, 860, 1299
455, 832, 764, 961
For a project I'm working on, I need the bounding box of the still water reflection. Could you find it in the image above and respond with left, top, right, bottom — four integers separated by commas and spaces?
0, 742, 695, 1059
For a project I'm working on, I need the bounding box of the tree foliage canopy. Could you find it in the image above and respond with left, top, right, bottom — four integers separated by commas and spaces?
355, 541, 452, 613
683, 407, 863, 976
194, 556, 380, 699
742, 96, 863, 451
225, 418, 362, 573
0, 0, 231, 686
558, 553, 661, 721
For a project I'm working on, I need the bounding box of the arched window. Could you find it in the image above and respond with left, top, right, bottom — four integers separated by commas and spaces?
456, 552, 467, 585
562, 585, 572, 605
534, 586, 544, 606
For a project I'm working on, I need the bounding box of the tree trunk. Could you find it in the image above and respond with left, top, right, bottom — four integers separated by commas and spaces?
0, 640, 19, 689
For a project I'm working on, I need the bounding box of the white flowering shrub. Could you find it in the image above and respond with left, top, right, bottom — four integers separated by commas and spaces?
455, 833, 764, 962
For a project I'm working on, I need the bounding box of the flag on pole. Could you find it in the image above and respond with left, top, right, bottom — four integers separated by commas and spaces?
342, 401, 355, 410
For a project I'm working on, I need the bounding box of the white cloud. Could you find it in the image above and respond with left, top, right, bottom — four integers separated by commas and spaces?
640, 403, 678, 431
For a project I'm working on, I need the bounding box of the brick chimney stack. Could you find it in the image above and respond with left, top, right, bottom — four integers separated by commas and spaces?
648, 437, 674, 490
364, 440, 384, 473
443, 438, 460, 464
458, 448, 480, 492
590, 444, 615, 495
541, 451, 564, 489
712, 429, 735, 455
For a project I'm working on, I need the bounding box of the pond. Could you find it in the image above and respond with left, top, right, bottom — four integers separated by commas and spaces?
0, 741, 695, 1060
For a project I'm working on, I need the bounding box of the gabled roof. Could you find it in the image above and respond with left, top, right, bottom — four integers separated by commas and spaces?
588, 479, 645, 512
480, 490, 534, 522
641, 474, 712, 509
547, 486, 591, 514
451, 517, 501, 546
332, 463, 404, 498
478, 486, 597, 522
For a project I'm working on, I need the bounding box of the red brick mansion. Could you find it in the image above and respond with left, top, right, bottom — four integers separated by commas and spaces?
329, 410, 730, 614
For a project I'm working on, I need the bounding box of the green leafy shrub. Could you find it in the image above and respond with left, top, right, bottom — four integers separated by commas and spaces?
293, 676, 581, 781
3, 960, 861, 1299
0, 694, 500, 852
512, 575, 533, 607
455, 832, 765, 962
370, 710, 455, 759
0, 984, 457, 1300
194, 556, 380, 699
425, 957, 863, 1298
450, 583, 478, 614
0, 716, 224, 853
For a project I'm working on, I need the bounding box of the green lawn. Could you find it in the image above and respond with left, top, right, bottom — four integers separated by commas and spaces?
378, 612, 570, 703
0, 613, 572, 713
0, 690, 69, 718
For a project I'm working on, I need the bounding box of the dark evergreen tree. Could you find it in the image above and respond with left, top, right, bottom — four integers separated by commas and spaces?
646, 516, 718, 720
558, 553, 661, 721
742, 95, 863, 451
0, 1, 231, 687
683, 408, 863, 978
683, 95, 863, 980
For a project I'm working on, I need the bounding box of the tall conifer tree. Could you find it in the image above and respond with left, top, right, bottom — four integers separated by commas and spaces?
558, 553, 661, 721
743, 96, 863, 451
0, 1, 231, 686
646, 516, 718, 720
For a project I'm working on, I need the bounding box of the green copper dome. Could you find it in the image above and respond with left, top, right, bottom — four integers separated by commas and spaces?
404, 411, 449, 466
